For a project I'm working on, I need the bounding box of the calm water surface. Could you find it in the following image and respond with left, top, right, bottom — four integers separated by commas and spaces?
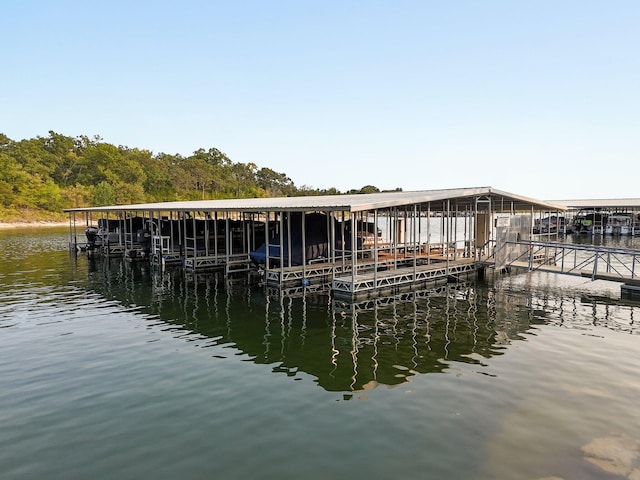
1, 229, 639, 480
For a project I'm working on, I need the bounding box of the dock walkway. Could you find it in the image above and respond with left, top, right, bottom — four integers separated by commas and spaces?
332, 258, 477, 299
264, 249, 469, 287
504, 240, 640, 286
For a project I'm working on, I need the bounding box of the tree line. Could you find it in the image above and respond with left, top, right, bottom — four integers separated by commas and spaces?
0, 131, 400, 220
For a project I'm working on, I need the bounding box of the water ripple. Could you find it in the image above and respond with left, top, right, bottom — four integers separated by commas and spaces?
2, 228, 640, 480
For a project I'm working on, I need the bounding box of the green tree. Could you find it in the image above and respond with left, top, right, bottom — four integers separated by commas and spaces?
0, 152, 21, 206
81, 142, 147, 186
172, 155, 216, 199
0, 131, 372, 219
44, 131, 86, 187
63, 184, 94, 209
34, 178, 64, 211
256, 167, 295, 196
0, 133, 12, 147
231, 162, 258, 198
93, 181, 116, 206
0, 151, 33, 207
189, 147, 233, 196
359, 185, 380, 194
7, 138, 56, 179
137, 151, 175, 201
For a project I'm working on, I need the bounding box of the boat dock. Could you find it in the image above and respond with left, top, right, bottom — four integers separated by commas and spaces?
551, 198, 640, 236
65, 187, 567, 300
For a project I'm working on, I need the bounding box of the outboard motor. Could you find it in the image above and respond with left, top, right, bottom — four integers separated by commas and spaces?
85, 226, 98, 250
136, 228, 152, 254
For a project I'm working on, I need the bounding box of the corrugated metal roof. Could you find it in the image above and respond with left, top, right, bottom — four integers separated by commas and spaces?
64, 186, 566, 214
549, 198, 640, 209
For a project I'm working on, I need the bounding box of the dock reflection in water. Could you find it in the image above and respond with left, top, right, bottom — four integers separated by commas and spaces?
3, 229, 640, 480
85, 256, 540, 394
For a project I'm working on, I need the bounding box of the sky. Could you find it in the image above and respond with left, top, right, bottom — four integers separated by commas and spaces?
2, 0, 639, 200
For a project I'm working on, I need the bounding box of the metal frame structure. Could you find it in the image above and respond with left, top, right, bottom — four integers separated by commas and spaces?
551, 198, 640, 236
65, 186, 565, 298
504, 239, 640, 283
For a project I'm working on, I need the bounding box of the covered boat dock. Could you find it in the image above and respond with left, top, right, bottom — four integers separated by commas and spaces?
65, 186, 565, 299
551, 198, 640, 235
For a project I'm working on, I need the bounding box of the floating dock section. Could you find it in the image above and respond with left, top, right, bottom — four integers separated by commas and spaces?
65, 186, 566, 300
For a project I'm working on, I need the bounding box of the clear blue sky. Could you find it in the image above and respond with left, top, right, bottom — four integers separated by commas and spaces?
2, 0, 638, 200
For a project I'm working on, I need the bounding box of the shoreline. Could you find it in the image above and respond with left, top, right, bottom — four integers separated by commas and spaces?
0, 221, 70, 229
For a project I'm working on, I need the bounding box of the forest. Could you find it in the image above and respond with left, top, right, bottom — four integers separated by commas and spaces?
0, 131, 397, 221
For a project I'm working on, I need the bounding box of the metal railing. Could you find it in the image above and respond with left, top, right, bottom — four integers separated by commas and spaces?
501, 240, 640, 281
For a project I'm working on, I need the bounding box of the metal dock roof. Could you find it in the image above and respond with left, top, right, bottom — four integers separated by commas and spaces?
64, 186, 567, 214
549, 198, 640, 210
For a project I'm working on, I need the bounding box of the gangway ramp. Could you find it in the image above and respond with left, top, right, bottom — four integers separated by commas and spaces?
502, 240, 640, 285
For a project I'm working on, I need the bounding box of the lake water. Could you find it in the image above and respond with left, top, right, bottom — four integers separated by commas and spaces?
1, 228, 640, 480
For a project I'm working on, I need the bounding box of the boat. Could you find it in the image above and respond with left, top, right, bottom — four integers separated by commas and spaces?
84, 217, 145, 250
605, 213, 634, 235
84, 219, 121, 249
533, 215, 566, 234
571, 209, 608, 235
249, 213, 382, 267
249, 212, 332, 267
